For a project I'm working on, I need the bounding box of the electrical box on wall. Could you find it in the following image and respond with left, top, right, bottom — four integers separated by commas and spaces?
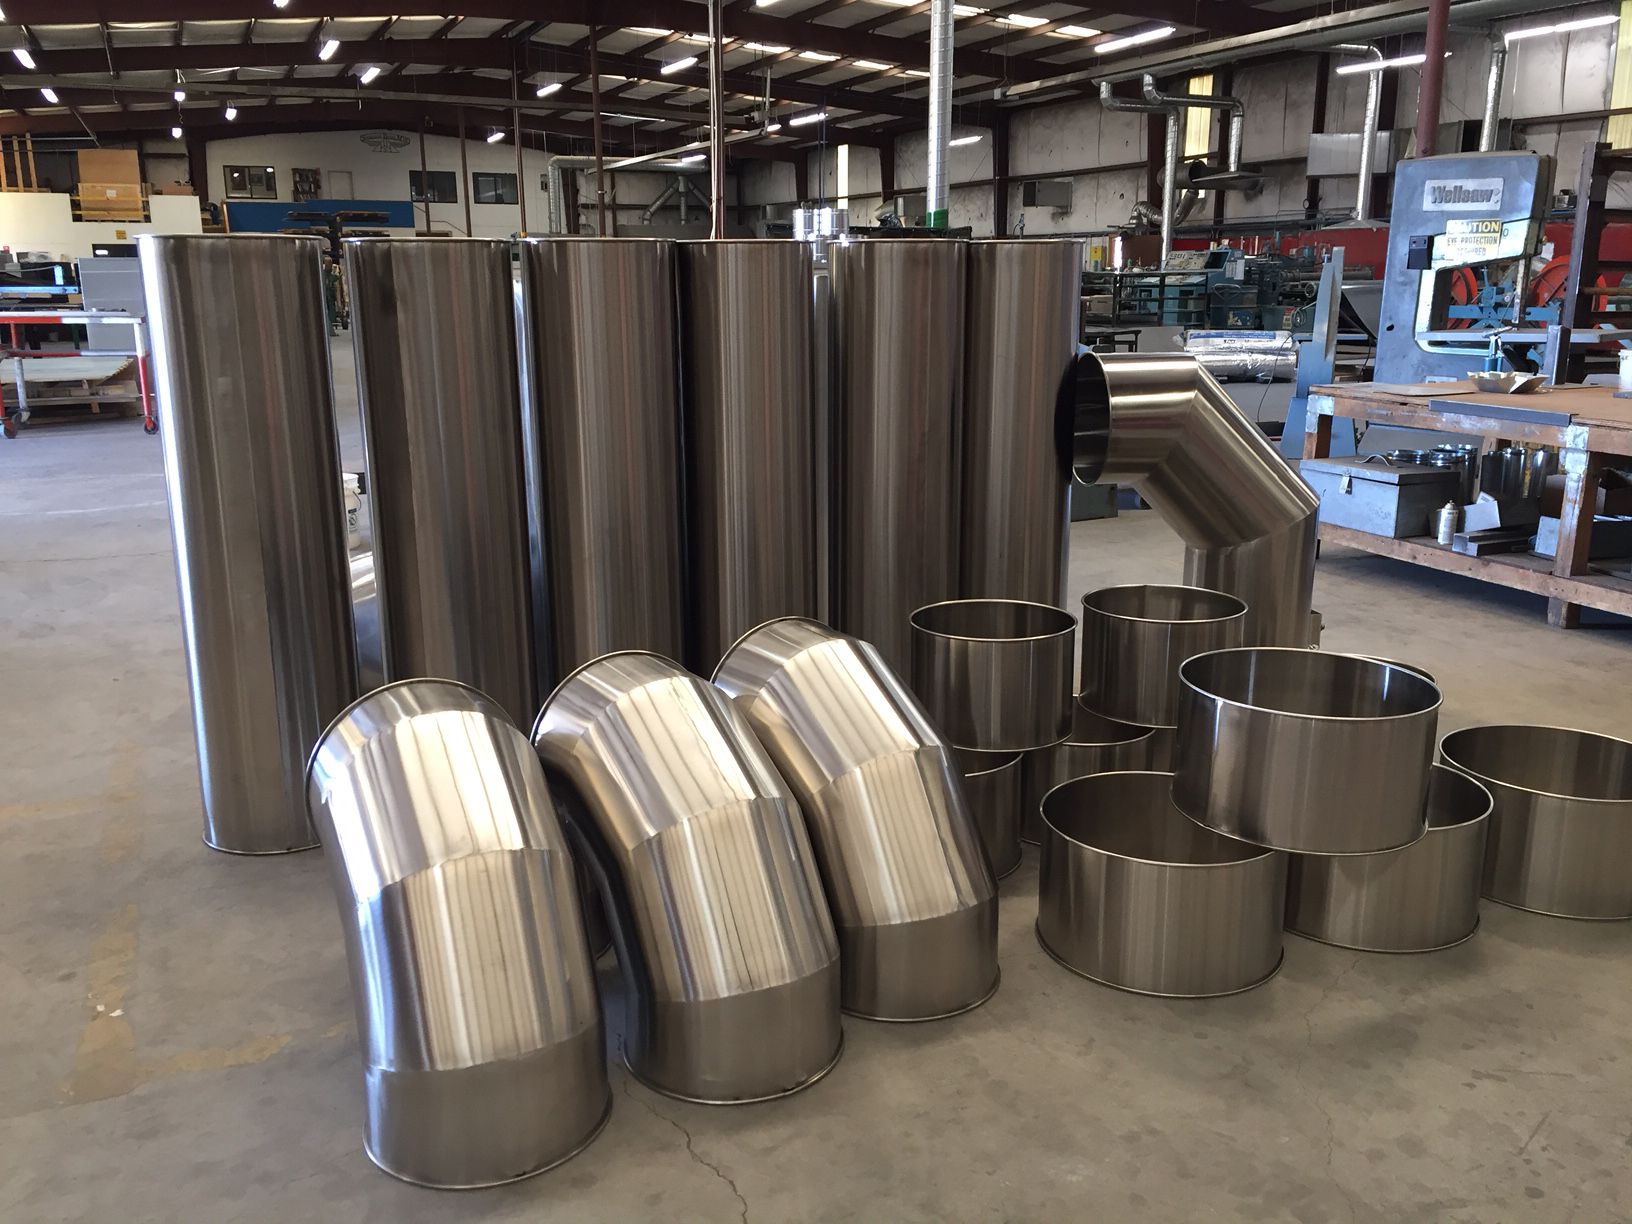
1022, 179, 1072, 209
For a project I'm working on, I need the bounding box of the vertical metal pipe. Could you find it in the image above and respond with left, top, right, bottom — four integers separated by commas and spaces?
960, 239, 1083, 606
139, 234, 356, 854
515, 111, 527, 234
345, 238, 537, 727
518, 239, 685, 682
707, 0, 726, 239
1416, 0, 1452, 157
926, 0, 953, 227
831, 239, 966, 674
418, 119, 430, 233
1160, 108, 1180, 265
679, 240, 819, 670
590, 30, 608, 234
1332, 45, 1383, 222
458, 105, 473, 236
1480, 42, 1508, 152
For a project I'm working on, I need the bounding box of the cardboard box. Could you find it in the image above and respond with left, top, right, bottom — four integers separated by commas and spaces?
1539, 469, 1632, 518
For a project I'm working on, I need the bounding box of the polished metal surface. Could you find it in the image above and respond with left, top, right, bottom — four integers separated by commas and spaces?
1173, 648, 1441, 855
909, 598, 1076, 752
1020, 698, 1157, 844
139, 234, 356, 855
954, 748, 1023, 879
1071, 351, 1320, 647
1036, 771, 1286, 997
532, 652, 843, 1099
678, 241, 821, 670
518, 238, 685, 682
831, 239, 966, 674
307, 680, 609, 1187
1286, 765, 1492, 952
714, 618, 999, 1021
1078, 584, 1247, 728
959, 240, 1082, 605
347, 239, 535, 726
1440, 725, 1632, 920
349, 549, 384, 693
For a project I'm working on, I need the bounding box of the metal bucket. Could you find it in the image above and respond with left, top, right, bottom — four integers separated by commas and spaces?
307, 680, 609, 1188
714, 618, 999, 1022
1019, 698, 1157, 844
1036, 771, 1286, 997
954, 748, 1024, 879
1173, 648, 1441, 855
1440, 725, 1632, 920
908, 598, 1076, 752
532, 652, 843, 1101
1078, 584, 1248, 728
1285, 765, 1492, 952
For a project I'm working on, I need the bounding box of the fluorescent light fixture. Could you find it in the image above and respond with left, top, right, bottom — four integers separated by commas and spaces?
171, 126, 183, 139
998, 14, 1046, 27
1334, 50, 1449, 74
1094, 24, 1175, 54
40, 87, 58, 104
744, 41, 791, 53
225, 105, 238, 120
174, 88, 187, 101
13, 47, 36, 70
273, 0, 290, 8
680, 152, 706, 162
629, 27, 673, 36
755, 0, 781, 6
787, 110, 827, 126
765, 121, 783, 132
487, 130, 505, 143
660, 55, 697, 74
1054, 24, 1101, 37
535, 81, 562, 97
949, 133, 982, 146
798, 50, 840, 62
1505, 13, 1619, 42
904, 68, 931, 77
358, 65, 380, 84
854, 59, 892, 70
952, 5, 985, 16
317, 38, 339, 61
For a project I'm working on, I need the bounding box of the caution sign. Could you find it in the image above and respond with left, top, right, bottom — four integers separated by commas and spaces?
1442, 218, 1504, 262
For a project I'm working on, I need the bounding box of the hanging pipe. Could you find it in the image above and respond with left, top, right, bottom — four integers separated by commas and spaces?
1099, 80, 1179, 264
926, 0, 954, 227
1140, 74, 1246, 174
1480, 40, 1508, 152
1332, 44, 1383, 222
707, 0, 726, 237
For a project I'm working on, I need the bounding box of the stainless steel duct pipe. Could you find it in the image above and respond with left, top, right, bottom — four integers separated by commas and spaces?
1140, 74, 1246, 175
1480, 41, 1508, 152
1098, 82, 1180, 264
307, 681, 610, 1187
960, 239, 1082, 606
139, 234, 356, 855
518, 239, 685, 683
715, 619, 999, 1021
831, 239, 966, 674
346, 239, 536, 727
1070, 351, 1320, 647
679, 241, 821, 669
926, 0, 954, 227
1332, 44, 1383, 221
533, 652, 843, 1102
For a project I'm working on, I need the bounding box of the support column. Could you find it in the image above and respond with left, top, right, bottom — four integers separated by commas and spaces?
1306, 57, 1328, 224
1415, 0, 1452, 157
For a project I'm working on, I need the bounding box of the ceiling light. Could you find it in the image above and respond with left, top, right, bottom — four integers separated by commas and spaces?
318, 38, 339, 61
949, 133, 982, 146
171, 126, 183, 139
997, 14, 1046, 28
660, 55, 698, 74
536, 81, 562, 97
787, 110, 827, 126
1094, 24, 1175, 54
629, 27, 674, 36
174, 89, 187, 101
755, 0, 781, 6
798, 50, 840, 62
765, 121, 783, 132
1334, 50, 1449, 74
358, 65, 380, 84
40, 87, 58, 104
272, 0, 290, 8
1505, 13, 1619, 43
953, 5, 985, 17
1055, 25, 1101, 38
13, 47, 36, 70
225, 105, 238, 120
744, 41, 791, 53
904, 68, 931, 77
853, 59, 893, 70
487, 130, 505, 143
681, 152, 706, 161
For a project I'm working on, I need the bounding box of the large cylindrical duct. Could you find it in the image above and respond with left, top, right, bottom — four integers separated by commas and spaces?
960, 239, 1082, 606
926, 0, 954, 226
1480, 42, 1508, 152
679, 240, 821, 669
1333, 44, 1383, 221
139, 234, 356, 854
346, 238, 535, 726
307, 681, 610, 1187
831, 239, 966, 673
518, 238, 685, 683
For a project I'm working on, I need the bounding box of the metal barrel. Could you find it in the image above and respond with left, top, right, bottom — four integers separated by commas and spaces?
346, 238, 536, 727
518, 238, 685, 684
908, 598, 1076, 752
306, 680, 610, 1188
1020, 698, 1157, 844
532, 652, 843, 1102
1037, 771, 1286, 997
678, 240, 822, 670
831, 239, 966, 674
1440, 724, 1632, 920
1286, 765, 1493, 952
1078, 584, 1248, 729
953, 748, 1024, 879
139, 234, 356, 855
714, 618, 999, 1021
959, 239, 1082, 606
1173, 648, 1442, 855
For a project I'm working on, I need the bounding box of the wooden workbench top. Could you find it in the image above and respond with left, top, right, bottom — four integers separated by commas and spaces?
1312, 381, 1632, 434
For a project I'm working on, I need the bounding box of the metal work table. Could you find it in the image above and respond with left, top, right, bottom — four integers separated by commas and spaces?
1304, 382, 1632, 627
0, 310, 154, 437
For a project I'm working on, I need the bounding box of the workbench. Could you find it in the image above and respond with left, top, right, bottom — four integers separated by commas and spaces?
0, 310, 154, 437
1304, 382, 1632, 628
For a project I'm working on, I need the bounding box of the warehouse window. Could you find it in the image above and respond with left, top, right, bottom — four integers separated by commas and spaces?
224, 165, 277, 199
1184, 74, 1214, 158
409, 170, 458, 203
472, 171, 519, 205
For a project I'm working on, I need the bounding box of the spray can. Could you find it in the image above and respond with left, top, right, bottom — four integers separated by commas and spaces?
1434, 501, 1459, 547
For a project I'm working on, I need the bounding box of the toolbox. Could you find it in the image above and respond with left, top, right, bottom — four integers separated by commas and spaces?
1301, 457, 1463, 539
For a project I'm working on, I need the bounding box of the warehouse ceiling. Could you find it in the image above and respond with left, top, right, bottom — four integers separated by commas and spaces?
0, 1, 1373, 153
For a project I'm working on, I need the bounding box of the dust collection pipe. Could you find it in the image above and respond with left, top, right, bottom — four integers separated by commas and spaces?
714, 618, 999, 1022
926, 0, 954, 226
1140, 74, 1246, 175
1331, 44, 1384, 221
707, 0, 727, 237
139, 234, 356, 855
532, 652, 843, 1103
1098, 81, 1180, 263
1069, 351, 1321, 647
345, 238, 536, 727
306, 680, 610, 1188
1479, 40, 1508, 152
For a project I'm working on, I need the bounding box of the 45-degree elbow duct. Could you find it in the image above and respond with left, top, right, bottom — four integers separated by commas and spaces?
1070, 352, 1319, 648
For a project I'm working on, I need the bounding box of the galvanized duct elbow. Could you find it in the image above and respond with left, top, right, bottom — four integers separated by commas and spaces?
1140, 74, 1245, 174
1099, 80, 1180, 261
1069, 351, 1319, 648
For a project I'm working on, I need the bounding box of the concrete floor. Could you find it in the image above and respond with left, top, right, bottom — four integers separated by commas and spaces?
3, 353, 1632, 1223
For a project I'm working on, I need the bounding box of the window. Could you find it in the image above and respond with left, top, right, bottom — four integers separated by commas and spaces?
472, 171, 519, 206
409, 170, 458, 203
1183, 74, 1215, 159
224, 165, 277, 200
